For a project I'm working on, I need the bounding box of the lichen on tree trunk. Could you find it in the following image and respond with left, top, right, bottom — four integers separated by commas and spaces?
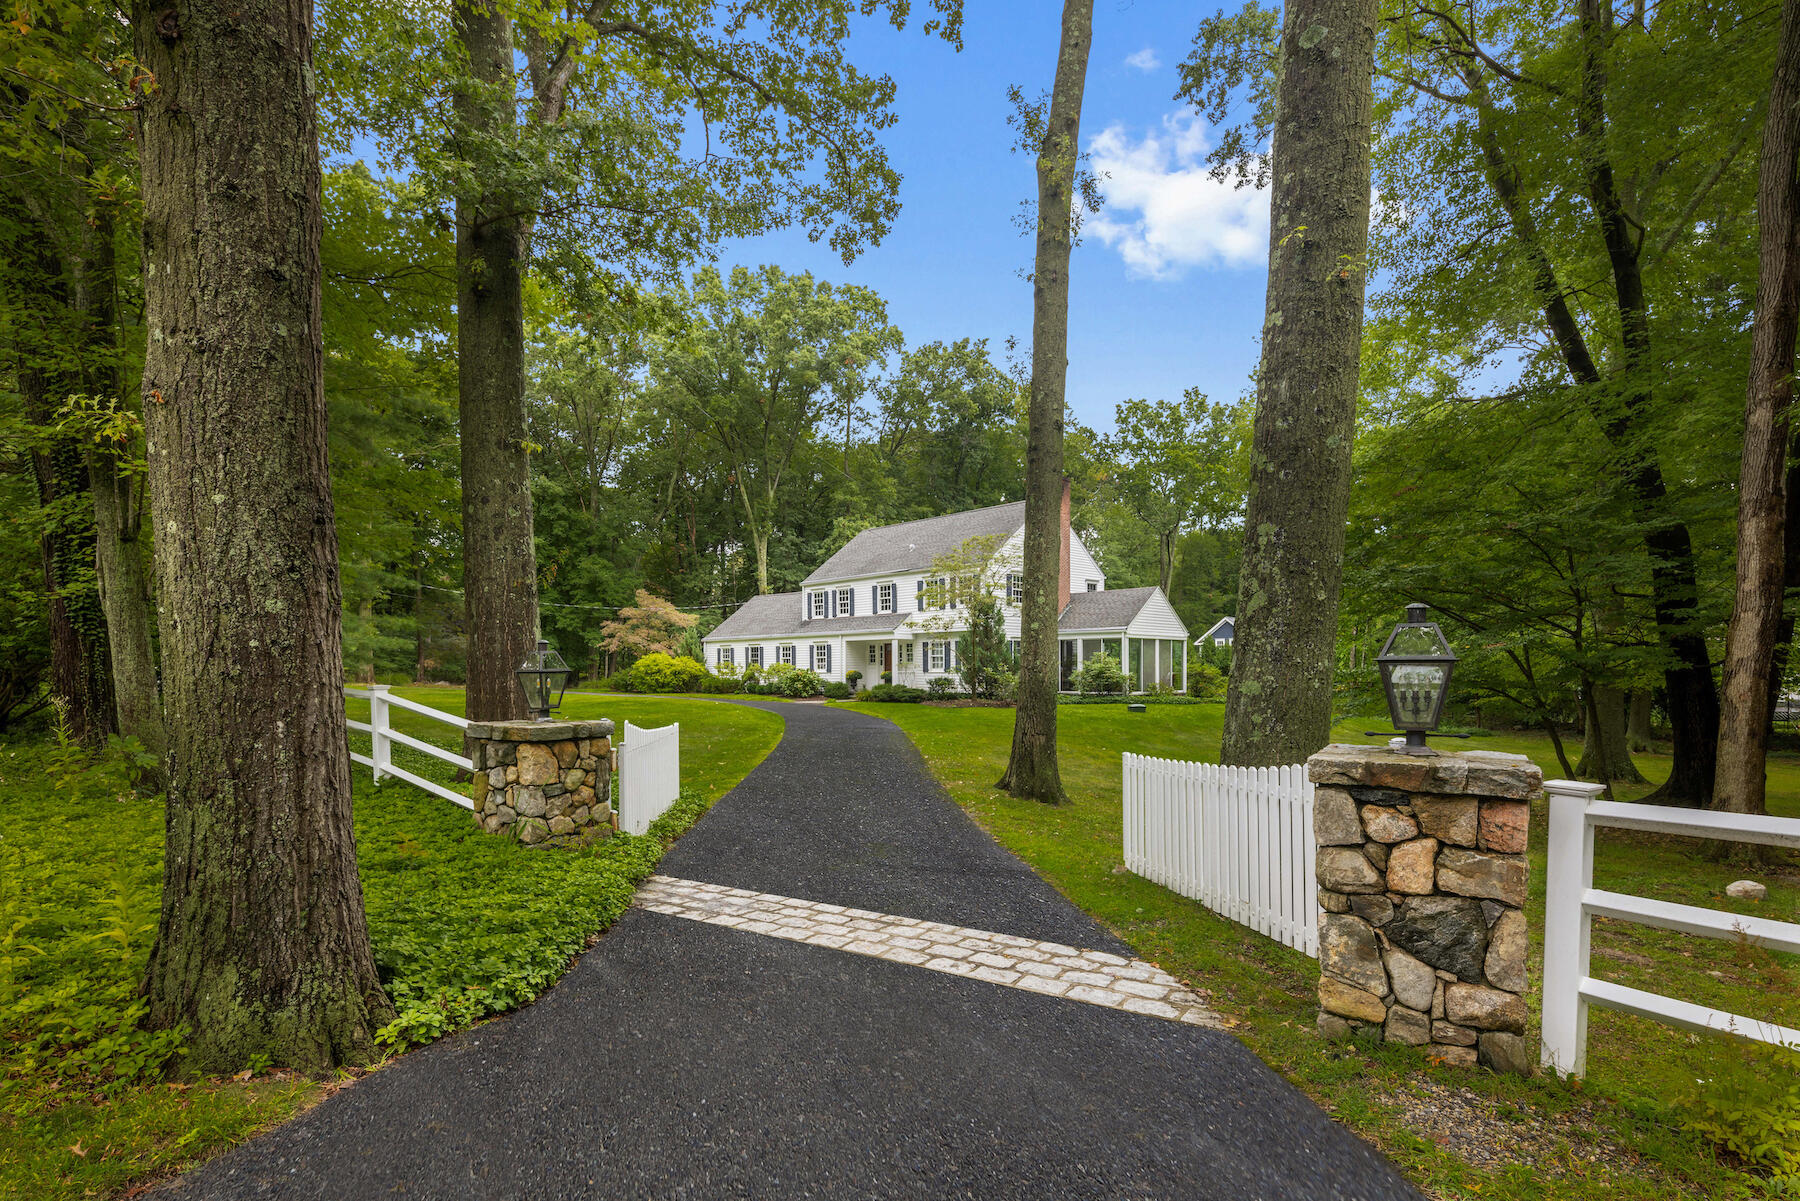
1220, 0, 1377, 768
998, 0, 1092, 805
133, 0, 392, 1072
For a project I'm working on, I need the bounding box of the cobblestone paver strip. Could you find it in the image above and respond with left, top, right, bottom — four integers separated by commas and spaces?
636, 875, 1225, 1028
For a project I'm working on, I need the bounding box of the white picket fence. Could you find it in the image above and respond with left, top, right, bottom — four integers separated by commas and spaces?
343, 685, 472, 809
1123, 754, 1318, 957
1541, 779, 1800, 1078
618, 720, 680, 835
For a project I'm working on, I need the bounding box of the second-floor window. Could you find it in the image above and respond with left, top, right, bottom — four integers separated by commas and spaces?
836, 587, 854, 616
1006, 572, 1022, 604
810, 591, 827, 619
878, 582, 894, 613
1086, 580, 1099, 592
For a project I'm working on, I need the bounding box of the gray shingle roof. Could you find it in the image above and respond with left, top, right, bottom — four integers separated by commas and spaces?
802, 501, 1026, 585
1057, 586, 1159, 632
706, 593, 911, 641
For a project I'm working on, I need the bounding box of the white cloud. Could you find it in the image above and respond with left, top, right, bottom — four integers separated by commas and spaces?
1124, 47, 1161, 72
1086, 111, 1269, 281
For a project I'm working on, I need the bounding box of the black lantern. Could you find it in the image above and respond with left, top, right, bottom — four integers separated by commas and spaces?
1376, 603, 1458, 754
516, 639, 570, 722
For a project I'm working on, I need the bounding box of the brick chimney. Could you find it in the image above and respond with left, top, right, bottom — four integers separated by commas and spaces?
1057, 477, 1072, 616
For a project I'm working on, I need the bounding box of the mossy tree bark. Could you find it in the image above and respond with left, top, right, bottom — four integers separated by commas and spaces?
1714, 0, 1800, 817
134, 0, 393, 1072
1219, 0, 1377, 767
998, 0, 1092, 804
1575, 685, 1647, 785
452, 0, 537, 726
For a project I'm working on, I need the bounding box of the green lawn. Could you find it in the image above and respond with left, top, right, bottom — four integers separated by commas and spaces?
0, 691, 781, 1201
838, 698, 1800, 1200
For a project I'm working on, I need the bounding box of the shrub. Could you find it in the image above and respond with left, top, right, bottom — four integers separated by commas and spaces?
781, 668, 824, 697
744, 662, 823, 697
1188, 661, 1226, 699
880, 670, 893, 684
699, 673, 741, 694
627, 652, 707, 694
956, 593, 1013, 699
1072, 651, 1127, 696
927, 677, 958, 699
822, 682, 852, 699
866, 683, 926, 703
1675, 1041, 1800, 1185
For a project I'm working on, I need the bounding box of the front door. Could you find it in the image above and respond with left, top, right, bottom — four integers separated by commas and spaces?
881, 644, 892, 673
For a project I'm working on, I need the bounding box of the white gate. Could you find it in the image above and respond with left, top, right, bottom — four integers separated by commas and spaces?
1123, 754, 1317, 957
618, 720, 680, 835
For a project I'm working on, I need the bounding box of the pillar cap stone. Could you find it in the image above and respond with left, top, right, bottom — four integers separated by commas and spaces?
466, 718, 614, 743
1306, 744, 1541, 798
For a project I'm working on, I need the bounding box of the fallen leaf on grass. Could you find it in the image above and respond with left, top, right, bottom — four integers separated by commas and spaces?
68, 1141, 88, 1157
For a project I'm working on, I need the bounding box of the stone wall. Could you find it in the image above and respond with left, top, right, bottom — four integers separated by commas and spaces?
1306, 744, 1540, 1074
467, 719, 615, 846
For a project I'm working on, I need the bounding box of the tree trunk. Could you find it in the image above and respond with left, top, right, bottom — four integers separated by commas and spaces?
997, 0, 1092, 804
1220, 0, 1377, 767
1575, 685, 1648, 784
1465, 57, 1719, 804
134, 0, 393, 1072
24, 363, 116, 746
1628, 690, 1654, 751
454, 0, 538, 725
75, 206, 167, 773
1713, 0, 1800, 817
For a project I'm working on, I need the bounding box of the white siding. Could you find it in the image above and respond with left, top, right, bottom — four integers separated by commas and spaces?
1126, 588, 1190, 640
1070, 533, 1105, 592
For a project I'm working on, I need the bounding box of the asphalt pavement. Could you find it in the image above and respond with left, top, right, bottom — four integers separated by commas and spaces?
164, 700, 1420, 1200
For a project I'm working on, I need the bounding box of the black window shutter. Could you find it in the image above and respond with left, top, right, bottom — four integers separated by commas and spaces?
916, 579, 925, 611
871, 584, 878, 612
848, 590, 855, 616
826, 645, 833, 674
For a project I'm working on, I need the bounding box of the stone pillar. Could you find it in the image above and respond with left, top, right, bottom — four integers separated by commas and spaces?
1307, 744, 1540, 1074
467, 719, 615, 846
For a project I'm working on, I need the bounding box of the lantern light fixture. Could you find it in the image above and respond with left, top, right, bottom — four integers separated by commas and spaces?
515, 639, 570, 722
1375, 603, 1458, 755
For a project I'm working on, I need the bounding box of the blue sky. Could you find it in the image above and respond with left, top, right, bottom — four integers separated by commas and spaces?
714, 3, 1272, 434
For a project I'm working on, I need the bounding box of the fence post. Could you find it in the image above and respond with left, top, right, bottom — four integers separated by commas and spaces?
368, 684, 392, 785
1541, 779, 1606, 1078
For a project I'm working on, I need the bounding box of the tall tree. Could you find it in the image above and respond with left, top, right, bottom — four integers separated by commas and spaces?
1099, 390, 1245, 593
1714, 0, 1800, 817
325, 0, 963, 721
998, 0, 1093, 804
1193, 0, 1380, 766
134, 0, 393, 1070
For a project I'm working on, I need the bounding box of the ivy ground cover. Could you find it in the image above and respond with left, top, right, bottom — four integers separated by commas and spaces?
1, 691, 780, 1201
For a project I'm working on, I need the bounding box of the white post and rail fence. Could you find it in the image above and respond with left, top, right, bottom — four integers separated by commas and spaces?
342, 686, 681, 830
1540, 778, 1800, 1078
1123, 753, 1318, 957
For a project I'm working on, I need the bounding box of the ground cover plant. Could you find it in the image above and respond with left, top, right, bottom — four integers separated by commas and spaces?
0, 692, 781, 1201
840, 699, 1800, 1200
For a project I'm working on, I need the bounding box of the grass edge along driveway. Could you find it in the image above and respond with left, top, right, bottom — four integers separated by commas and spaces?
838, 699, 1800, 1201
0, 690, 782, 1201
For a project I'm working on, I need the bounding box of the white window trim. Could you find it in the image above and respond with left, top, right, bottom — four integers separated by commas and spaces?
811, 643, 830, 672
836, 586, 853, 614
1006, 572, 1022, 604
778, 644, 797, 666
868, 644, 879, 665
749, 645, 764, 666
878, 582, 894, 613
929, 641, 945, 672
810, 592, 827, 619
719, 646, 735, 666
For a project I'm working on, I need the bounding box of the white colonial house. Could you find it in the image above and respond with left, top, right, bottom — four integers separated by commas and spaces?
702, 495, 1191, 692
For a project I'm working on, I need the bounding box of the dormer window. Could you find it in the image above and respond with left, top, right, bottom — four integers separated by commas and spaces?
809, 591, 827, 619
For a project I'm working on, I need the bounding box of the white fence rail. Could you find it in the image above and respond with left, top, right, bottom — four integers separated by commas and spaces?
344, 685, 472, 810
1123, 754, 1317, 957
1542, 779, 1800, 1078
618, 720, 680, 835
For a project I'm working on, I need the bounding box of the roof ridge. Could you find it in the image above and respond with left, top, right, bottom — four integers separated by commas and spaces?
849, 498, 1024, 536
